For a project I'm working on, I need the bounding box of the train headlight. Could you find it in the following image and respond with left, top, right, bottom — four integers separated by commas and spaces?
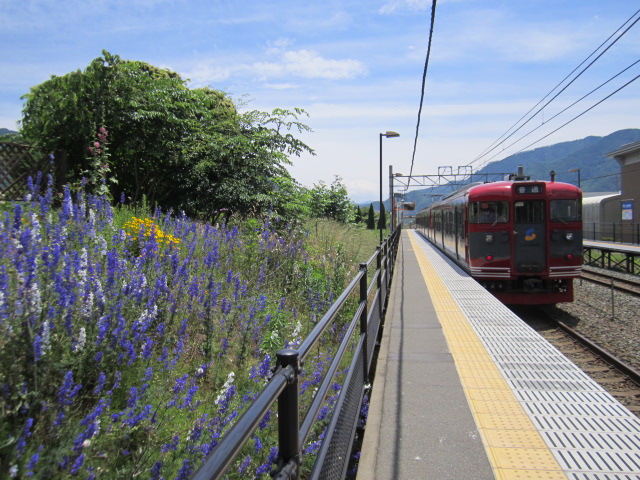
564, 232, 574, 241
485, 234, 494, 243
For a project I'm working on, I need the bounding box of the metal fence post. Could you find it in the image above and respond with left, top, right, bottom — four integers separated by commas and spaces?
359, 263, 368, 382
376, 247, 382, 320
275, 349, 300, 480
383, 240, 389, 291
610, 279, 615, 321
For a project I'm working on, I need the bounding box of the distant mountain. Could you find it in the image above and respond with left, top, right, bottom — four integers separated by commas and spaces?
0, 128, 17, 137
374, 128, 640, 212
476, 128, 640, 191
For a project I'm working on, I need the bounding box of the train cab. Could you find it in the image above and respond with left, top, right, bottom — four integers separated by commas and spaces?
416, 169, 582, 305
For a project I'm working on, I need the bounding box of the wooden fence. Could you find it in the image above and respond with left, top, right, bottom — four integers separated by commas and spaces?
0, 142, 51, 200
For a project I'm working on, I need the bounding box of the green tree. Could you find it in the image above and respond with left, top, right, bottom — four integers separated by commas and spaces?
182, 106, 315, 222
308, 175, 353, 223
377, 202, 387, 230
354, 205, 363, 223
0, 131, 24, 143
20, 51, 314, 222
367, 203, 375, 230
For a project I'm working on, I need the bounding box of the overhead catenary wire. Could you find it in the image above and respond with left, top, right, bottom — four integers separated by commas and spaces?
407, 0, 438, 187
474, 60, 640, 169
580, 164, 640, 187
470, 7, 640, 168
493, 73, 640, 162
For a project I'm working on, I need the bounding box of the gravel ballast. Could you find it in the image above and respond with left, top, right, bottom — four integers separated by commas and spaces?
550, 267, 640, 372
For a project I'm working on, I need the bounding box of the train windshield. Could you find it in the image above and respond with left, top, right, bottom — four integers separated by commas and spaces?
514, 200, 545, 223
550, 199, 581, 223
469, 201, 509, 224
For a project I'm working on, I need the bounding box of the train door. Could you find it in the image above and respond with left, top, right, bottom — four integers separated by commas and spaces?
454, 205, 462, 260
514, 200, 546, 273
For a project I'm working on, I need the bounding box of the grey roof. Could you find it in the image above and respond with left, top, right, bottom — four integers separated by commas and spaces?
606, 140, 640, 161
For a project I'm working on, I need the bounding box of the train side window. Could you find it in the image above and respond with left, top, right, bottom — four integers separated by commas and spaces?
551, 199, 581, 222
515, 200, 545, 223
469, 201, 509, 224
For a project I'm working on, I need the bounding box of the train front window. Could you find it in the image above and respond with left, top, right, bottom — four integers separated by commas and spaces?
514, 200, 545, 223
550, 199, 581, 223
469, 201, 509, 224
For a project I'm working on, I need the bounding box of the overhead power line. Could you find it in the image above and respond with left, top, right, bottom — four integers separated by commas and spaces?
407, 0, 438, 186
582, 164, 640, 184
496, 73, 640, 160
474, 60, 640, 168
470, 7, 640, 168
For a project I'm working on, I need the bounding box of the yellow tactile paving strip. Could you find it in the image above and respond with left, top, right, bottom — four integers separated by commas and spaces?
408, 234, 568, 480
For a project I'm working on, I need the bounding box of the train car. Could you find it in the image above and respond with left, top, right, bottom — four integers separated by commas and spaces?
415, 168, 582, 304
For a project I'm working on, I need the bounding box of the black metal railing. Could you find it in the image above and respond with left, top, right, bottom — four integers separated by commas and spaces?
583, 222, 640, 245
192, 227, 401, 480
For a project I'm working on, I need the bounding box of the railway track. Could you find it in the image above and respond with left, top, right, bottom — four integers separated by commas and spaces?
513, 306, 640, 417
581, 266, 640, 296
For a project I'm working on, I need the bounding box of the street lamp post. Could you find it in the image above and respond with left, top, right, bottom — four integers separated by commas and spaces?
379, 131, 399, 244
569, 168, 581, 188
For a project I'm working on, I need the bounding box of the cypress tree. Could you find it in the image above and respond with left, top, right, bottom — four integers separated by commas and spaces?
367, 203, 375, 230
377, 202, 387, 230
355, 205, 363, 223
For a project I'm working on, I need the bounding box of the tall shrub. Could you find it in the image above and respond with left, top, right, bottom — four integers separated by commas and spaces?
20, 51, 314, 222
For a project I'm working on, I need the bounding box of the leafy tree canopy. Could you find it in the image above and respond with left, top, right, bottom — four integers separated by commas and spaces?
20, 50, 315, 222
308, 175, 354, 223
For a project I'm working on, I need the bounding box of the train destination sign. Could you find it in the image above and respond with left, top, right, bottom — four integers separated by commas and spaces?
515, 184, 543, 195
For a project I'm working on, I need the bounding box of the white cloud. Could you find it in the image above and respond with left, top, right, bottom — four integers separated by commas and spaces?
379, 0, 463, 14
254, 49, 367, 80
181, 63, 233, 85
180, 48, 366, 88
300, 102, 413, 121
432, 8, 591, 64
285, 10, 353, 31
379, 0, 431, 14
263, 83, 299, 91
343, 178, 380, 202
265, 38, 294, 55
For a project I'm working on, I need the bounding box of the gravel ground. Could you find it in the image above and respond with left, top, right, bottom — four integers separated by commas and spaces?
549, 267, 640, 372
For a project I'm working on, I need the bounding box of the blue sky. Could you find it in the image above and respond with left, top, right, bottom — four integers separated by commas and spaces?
1, 0, 639, 202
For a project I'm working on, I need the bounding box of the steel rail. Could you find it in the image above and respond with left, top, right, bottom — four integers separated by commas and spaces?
555, 320, 640, 386
580, 269, 640, 297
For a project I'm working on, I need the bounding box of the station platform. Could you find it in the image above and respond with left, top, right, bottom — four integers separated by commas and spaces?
358, 230, 640, 480
584, 240, 640, 254
583, 240, 640, 274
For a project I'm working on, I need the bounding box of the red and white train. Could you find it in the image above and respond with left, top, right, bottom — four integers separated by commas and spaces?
415, 168, 583, 304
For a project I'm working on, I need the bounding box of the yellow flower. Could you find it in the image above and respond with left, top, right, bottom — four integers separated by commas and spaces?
122, 216, 180, 255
